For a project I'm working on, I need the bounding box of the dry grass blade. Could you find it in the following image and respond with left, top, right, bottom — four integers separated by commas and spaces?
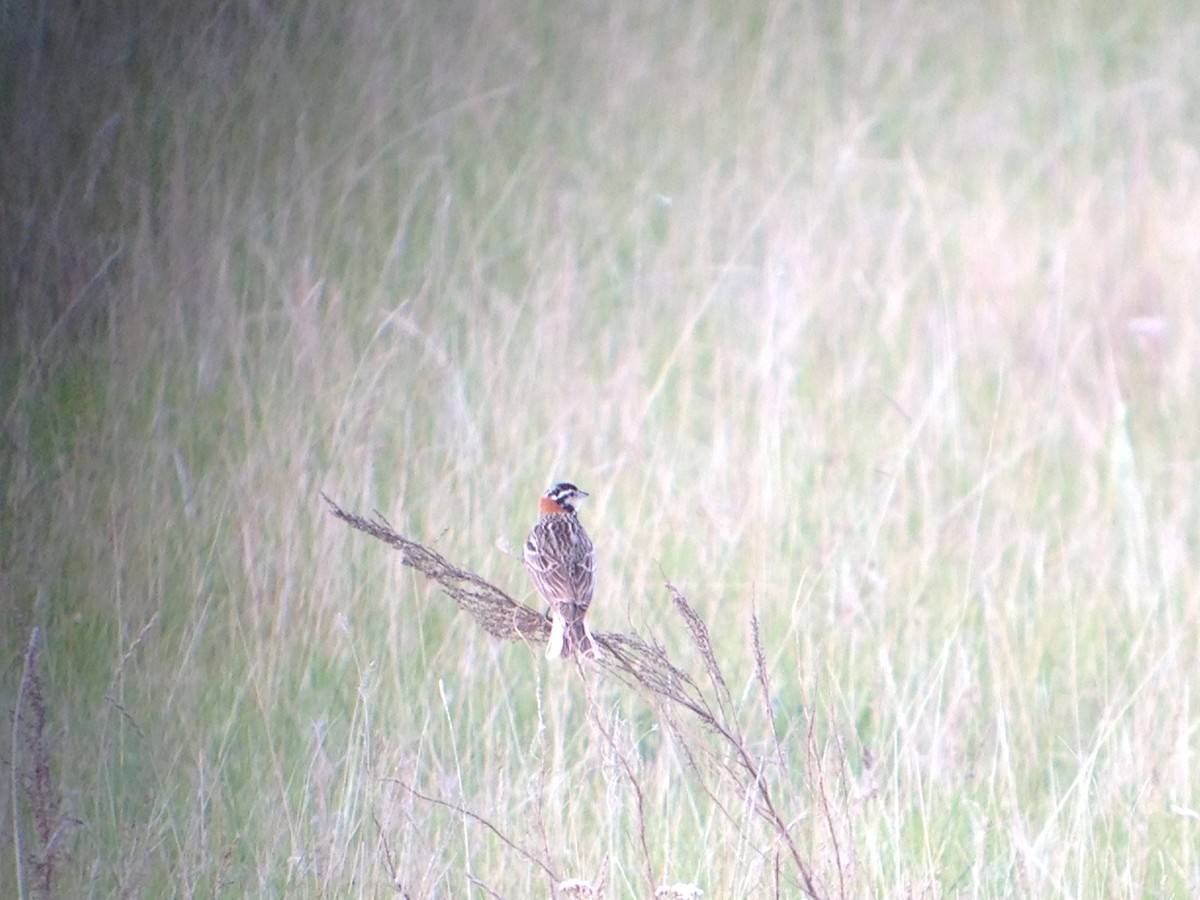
665, 581, 735, 725
387, 779, 560, 884
11, 627, 79, 900
585, 699, 657, 896
323, 493, 549, 643
664, 591, 823, 899
751, 604, 788, 773
593, 631, 714, 722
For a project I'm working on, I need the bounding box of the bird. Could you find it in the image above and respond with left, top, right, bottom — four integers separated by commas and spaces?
523, 482, 597, 659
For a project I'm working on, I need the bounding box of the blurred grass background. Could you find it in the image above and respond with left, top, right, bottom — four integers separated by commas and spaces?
3, 0, 1199, 895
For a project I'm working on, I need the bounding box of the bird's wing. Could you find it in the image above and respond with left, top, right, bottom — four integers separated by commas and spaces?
525, 519, 595, 611
567, 536, 595, 609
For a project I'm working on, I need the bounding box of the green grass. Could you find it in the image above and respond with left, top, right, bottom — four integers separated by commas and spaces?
4, 0, 1200, 895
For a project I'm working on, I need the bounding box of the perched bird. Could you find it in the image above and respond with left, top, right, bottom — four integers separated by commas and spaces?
523, 482, 597, 659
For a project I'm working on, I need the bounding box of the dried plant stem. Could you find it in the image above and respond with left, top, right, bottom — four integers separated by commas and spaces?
11, 629, 40, 900
751, 603, 788, 773
388, 780, 560, 883
582, 667, 657, 896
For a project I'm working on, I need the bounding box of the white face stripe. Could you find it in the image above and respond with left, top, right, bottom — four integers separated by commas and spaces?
545, 482, 588, 513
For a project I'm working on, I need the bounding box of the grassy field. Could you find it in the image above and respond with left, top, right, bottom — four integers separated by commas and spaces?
3, 0, 1200, 896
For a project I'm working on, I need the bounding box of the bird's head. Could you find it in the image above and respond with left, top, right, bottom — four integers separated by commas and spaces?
540, 482, 589, 515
